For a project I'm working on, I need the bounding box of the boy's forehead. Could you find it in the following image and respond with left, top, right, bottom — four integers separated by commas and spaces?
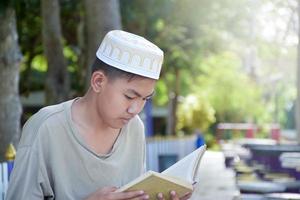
96, 30, 164, 80
111, 77, 155, 94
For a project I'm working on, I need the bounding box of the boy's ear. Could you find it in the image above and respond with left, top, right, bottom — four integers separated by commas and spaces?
90, 71, 107, 93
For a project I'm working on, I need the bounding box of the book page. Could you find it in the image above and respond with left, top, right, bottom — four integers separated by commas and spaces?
161, 145, 206, 183
116, 171, 193, 199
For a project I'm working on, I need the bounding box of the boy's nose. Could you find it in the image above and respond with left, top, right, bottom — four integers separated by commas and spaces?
127, 101, 145, 115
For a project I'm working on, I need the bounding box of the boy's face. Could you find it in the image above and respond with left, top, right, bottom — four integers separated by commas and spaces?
95, 74, 156, 129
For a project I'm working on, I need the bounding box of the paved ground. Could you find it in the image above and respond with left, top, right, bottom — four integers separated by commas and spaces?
190, 151, 240, 200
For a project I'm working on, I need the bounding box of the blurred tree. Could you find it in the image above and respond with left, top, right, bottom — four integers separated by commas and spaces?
158, 26, 194, 135
177, 94, 216, 134
297, 0, 300, 143
0, 2, 22, 161
84, 0, 122, 88
252, 0, 298, 130
194, 52, 269, 124
41, 0, 69, 104
16, 0, 84, 95
15, 0, 43, 95
121, 0, 252, 135
16, 0, 123, 99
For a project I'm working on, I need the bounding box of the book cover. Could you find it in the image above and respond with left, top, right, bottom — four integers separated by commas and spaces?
116, 145, 206, 199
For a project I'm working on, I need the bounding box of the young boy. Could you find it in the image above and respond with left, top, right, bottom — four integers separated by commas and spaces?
6, 30, 191, 200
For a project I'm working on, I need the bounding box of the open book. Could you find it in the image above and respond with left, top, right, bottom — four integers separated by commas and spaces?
116, 145, 206, 199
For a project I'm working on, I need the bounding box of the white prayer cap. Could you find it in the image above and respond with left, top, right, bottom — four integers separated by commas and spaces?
96, 30, 164, 80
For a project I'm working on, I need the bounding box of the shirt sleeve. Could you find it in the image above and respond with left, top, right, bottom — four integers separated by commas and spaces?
6, 146, 54, 200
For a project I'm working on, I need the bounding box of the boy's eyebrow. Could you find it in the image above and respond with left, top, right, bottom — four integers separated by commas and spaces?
127, 89, 154, 98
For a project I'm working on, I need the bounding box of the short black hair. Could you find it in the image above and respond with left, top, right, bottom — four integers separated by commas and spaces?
91, 58, 138, 81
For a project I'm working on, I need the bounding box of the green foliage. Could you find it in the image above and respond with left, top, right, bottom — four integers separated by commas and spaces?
177, 94, 216, 133
153, 80, 168, 106
194, 52, 271, 124
64, 46, 78, 73
63, 45, 85, 93
15, 0, 83, 96
120, 0, 295, 132
31, 54, 47, 72
15, 0, 42, 56
204, 132, 220, 150
19, 54, 46, 95
0, 0, 18, 12
19, 68, 45, 95
19, 45, 82, 94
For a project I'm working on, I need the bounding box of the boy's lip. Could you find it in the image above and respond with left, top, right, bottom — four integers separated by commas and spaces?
121, 118, 130, 124
121, 117, 132, 121
122, 115, 134, 120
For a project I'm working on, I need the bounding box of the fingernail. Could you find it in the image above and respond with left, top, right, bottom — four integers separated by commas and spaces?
170, 191, 176, 196
157, 193, 163, 198
139, 190, 145, 195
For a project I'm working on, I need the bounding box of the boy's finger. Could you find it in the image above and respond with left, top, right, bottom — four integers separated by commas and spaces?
112, 190, 145, 199
157, 192, 165, 200
180, 192, 192, 200
170, 191, 180, 200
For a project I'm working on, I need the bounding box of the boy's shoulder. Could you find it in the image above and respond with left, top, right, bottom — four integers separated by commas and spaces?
19, 100, 73, 147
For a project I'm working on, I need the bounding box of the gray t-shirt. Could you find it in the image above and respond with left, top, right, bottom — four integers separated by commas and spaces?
6, 99, 146, 200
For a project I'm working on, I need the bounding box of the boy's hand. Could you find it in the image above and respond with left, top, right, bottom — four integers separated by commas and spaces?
157, 191, 192, 200
85, 186, 149, 200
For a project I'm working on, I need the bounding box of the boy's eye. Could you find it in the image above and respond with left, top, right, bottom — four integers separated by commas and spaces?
125, 95, 135, 100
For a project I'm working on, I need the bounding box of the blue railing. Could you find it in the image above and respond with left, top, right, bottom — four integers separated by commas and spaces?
146, 135, 197, 172
0, 161, 13, 200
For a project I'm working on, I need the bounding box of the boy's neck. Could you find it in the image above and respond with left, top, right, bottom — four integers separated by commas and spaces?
71, 92, 119, 136
71, 94, 121, 155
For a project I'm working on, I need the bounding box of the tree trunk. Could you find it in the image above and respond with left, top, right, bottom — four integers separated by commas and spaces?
0, 8, 22, 161
77, 9, 87, 95
41, 0, 69, 105
84, 0, 122, 87
166, 69, 180, 135
296, 0, 300, 144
